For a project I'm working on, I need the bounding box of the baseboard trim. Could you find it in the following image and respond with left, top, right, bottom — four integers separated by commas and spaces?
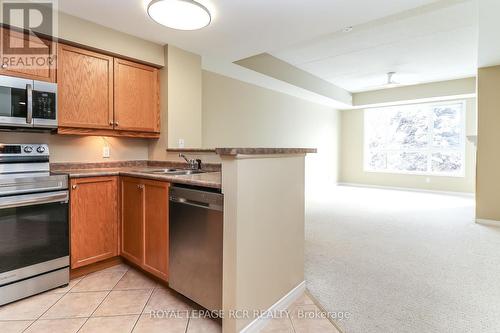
337, 182, 474, 197
70, 256, 122, 279
476, 218, 500, 227
239, 281, 306, 333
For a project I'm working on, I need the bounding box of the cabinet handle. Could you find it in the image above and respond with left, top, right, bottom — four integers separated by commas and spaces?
115, 122, 119, 127
109, 121, 114, 126
137, 184, 144, 190
72, 185, 77, 190
1, 64, 7, 69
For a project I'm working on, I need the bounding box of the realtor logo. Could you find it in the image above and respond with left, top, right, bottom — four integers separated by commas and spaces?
0, 0, 57, 68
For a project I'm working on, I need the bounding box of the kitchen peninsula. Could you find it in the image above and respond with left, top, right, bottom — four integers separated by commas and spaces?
216, 148, 315, 333
52, 147, 315, 333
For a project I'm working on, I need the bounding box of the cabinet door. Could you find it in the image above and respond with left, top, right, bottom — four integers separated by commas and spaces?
143, 180, 169, 281
121, 177, 144, 265
58, 44, 114, 129
0, 28, 56, 82
70, 177, 118, 269
114, 58, 160, 133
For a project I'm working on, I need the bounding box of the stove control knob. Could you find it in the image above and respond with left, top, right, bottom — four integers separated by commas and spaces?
23, 146, 33, 153
37, 146, 46, 153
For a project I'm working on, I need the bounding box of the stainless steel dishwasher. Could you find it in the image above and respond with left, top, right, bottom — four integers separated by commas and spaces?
169, 185, 223, 311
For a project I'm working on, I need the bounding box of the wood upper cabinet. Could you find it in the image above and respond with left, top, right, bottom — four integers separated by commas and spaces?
57, 44, 160, 138
70, 177, 119, 269
121, 177, 169, 281
0, 28, 56, 82
58, 44, 114, 129
114, 58, 160, 133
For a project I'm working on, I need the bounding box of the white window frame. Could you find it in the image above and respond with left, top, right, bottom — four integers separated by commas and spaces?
363, 100, 466, 178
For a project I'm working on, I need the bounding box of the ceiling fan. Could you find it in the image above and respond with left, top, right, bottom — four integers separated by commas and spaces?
385, 71, 400, 87
359, 71, 404, 92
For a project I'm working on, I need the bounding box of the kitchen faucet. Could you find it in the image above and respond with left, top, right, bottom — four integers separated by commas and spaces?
179, 153, 202, 170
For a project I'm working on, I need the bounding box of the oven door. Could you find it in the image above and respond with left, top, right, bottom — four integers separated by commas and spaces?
0, 75, 33, 128
0, 191, 69, 286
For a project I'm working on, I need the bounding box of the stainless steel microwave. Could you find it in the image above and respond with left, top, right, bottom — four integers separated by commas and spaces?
0, 75, 57, 130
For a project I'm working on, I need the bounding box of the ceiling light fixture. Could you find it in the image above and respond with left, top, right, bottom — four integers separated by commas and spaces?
147, 0, 211, 31
342, 26, 353, 33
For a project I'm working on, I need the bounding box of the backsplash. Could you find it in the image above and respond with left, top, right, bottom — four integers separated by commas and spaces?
0, 132, 149, 163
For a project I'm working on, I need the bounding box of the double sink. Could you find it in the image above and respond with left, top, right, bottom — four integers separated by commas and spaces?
133, 168, 207, 175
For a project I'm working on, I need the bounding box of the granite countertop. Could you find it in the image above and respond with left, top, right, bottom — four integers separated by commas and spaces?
167, 147, 317, 155
166, 148, 217, 153
51, 162, 221, 189
215, 147, 317, 155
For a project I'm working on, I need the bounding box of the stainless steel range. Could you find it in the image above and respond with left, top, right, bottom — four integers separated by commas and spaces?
0, 144, 69, 306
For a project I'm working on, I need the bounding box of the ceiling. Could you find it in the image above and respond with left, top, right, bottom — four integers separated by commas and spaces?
271, 0, 478, 92
58, 0, 440, 62
57, 0, 480, 102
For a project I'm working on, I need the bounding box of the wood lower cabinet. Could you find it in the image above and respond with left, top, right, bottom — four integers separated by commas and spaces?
58, 44, 114, 130
121, 177, 169, 281
68, 175, 169, 280
121, 177, 145, 265
0, 28, 56, 82
143, 180, 169, 280
70, 177, 119, 269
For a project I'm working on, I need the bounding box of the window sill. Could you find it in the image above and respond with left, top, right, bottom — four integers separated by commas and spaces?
363, 169, 466, 178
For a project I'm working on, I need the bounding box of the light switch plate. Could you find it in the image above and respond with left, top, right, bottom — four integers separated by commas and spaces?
103, 146, 110, 158
178, 139, 185, 148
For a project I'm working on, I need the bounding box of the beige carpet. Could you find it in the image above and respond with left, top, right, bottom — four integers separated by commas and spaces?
305, 186, 500, 333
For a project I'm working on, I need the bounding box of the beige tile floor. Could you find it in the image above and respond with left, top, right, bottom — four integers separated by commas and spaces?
0, 264, 340, 333
261, 293, 342, 333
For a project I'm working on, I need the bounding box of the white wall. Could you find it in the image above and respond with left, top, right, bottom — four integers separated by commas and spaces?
167, 46, 203, 149
222, 155, 305, 332
202, 70, 340, 194
476, 66, 500, 219
353, 77, 476, 107
149, 45, 203, 159
57, 12, 165, 66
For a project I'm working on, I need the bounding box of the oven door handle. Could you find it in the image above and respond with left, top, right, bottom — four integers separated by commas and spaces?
0, 191, 68, 209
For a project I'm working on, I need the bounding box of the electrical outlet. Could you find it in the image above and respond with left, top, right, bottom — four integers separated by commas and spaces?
103, 146, 110, 158
178, 139, 185, 148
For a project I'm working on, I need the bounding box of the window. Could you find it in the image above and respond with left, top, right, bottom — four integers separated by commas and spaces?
364, 101, 466, 177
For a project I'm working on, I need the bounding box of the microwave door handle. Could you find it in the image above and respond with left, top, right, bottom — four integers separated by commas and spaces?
26, 83, 33, 124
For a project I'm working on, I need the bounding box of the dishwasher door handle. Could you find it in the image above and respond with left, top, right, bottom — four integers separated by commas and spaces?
170, 196, 223, 211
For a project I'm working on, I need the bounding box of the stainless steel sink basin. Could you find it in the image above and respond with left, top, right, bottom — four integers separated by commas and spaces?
133, 168, 206, 175
174, 170, 206, 175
